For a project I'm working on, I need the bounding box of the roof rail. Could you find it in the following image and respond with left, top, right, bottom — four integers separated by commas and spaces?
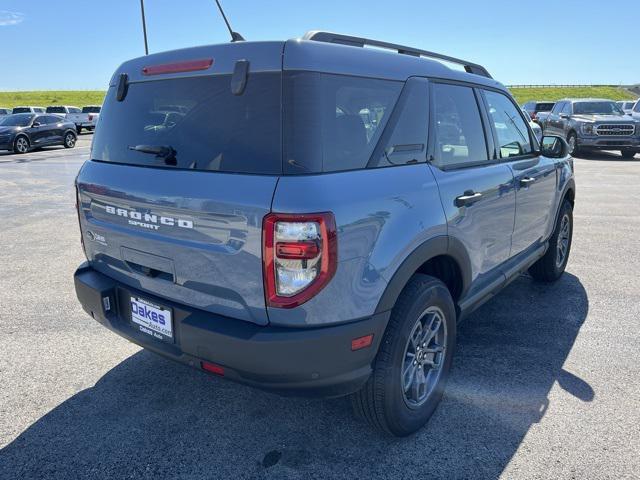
302, 31, 492, 79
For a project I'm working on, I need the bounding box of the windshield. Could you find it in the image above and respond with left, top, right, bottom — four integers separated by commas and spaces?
574, 101, 624, 115
0, 113, 34, 126
82, 106, 101, 113
92, 73, 282, 174
46, 106, 66, 113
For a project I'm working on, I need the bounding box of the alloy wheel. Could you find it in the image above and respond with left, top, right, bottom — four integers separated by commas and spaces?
15, 137, 29, 153
65, 133, 76, 147
401, 306, 447, 407
556, 214, 571, 267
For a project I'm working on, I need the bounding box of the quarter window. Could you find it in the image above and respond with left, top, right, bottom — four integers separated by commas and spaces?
432, 83, 488, 168
484, 90, 533, 158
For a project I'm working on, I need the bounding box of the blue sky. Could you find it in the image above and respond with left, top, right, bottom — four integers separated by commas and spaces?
0, 0, 638, 90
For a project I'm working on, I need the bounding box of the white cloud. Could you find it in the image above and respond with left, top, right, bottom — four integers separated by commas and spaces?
0, 11, 25, 26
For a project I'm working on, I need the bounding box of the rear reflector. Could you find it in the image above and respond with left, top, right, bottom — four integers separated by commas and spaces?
201, 361, 224, 376
351, 334, 374, 351
142, 58, 214, 76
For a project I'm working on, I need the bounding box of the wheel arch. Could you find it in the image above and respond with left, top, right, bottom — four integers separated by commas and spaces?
374, 236, 472, 316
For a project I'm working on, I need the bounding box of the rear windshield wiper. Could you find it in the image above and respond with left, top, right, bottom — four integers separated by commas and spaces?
128, 144, 177, 165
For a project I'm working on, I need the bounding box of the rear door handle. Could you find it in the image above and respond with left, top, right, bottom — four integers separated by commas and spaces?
520, 177, 536, 187
455, 190, 483, 207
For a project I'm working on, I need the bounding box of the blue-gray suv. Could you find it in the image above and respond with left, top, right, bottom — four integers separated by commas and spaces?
73, 32, 575, 436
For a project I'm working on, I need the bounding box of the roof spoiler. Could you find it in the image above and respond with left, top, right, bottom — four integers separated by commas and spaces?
302, 31, 492, 79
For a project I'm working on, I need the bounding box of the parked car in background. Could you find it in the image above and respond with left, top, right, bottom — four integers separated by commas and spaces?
616, 101, 636, 115
46, 105, 82, 119
11, 106, 45, 114
542, 98, 640, 158
522, 101, 555, 124
522, 109, 543, 142
73, 31, 575, 436
0, 113, 77, 153
0, 108, 11, 116
630, 99, 640, 120
67, 105, 101, 134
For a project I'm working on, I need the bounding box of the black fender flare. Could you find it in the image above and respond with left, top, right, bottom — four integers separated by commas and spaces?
374, 235, 472, 314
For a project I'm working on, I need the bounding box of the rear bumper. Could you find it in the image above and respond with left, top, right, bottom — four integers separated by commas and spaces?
74, 263, 389, 397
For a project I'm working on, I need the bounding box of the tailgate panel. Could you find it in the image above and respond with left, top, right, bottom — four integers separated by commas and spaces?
77, 160, 277, 325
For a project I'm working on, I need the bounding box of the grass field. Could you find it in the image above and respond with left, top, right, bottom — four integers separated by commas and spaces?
508, 86, 636, 105
0, 86, 636, 110
0, 91, 105, 109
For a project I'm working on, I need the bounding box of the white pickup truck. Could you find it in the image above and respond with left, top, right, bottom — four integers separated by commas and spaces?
65, 106, 101, 134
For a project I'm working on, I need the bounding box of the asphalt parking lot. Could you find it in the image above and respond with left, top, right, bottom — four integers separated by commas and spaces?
0, 137, 639, 479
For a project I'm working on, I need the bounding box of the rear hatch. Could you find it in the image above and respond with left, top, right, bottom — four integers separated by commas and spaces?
76, 42, 284, 325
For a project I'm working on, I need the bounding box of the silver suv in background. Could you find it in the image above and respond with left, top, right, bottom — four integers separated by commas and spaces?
542, 98, 640, 158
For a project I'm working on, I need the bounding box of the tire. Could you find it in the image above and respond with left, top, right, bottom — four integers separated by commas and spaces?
567, 132, 579, 156
63, 131, 77, 149
620, 149, 636, 159
76, 125, 82, 134
350, 274, 456, 436
529, 200, 573, 282
13, 135, 30, 154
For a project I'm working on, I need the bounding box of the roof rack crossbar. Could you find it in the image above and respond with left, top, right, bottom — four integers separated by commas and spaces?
302, 31, 492, 79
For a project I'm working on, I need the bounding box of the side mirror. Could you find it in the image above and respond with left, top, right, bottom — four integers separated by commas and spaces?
540, 135, 568, 158
559, 113, 569, 119
32, 121, 41, 127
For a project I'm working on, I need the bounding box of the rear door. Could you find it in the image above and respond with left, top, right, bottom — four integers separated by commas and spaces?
77, 42, 285, 325
45, 115, 64, 143
428, 82, 515, 293
481, 89, 557, 255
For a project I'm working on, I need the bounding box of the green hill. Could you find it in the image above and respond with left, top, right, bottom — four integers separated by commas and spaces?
508, 86, 636, 105
0, 91, 106, 109
0, 86, 636, 111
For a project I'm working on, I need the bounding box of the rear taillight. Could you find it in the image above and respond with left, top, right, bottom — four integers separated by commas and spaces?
262, 213, 337, 308
75, 186, 86, 257
88, 114, 94, 121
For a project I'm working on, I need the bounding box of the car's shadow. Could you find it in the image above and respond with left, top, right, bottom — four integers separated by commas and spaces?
0, 273, 590, 479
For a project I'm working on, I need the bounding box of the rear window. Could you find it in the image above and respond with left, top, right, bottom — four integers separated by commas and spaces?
46, 106, 66, 113
82, 106, 101, 113
535, 102, 554, 112
283, 72, 402, 173
12, 107, 31, 113
91, 73, 282, 174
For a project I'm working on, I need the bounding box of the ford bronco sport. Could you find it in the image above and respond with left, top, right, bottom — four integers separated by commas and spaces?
74, 32, 575, 436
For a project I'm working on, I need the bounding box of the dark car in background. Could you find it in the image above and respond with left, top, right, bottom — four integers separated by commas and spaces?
522, 101, 555, 124
0, 113, 77, 154
542, 98, 640, 158
0, 108, 12, 116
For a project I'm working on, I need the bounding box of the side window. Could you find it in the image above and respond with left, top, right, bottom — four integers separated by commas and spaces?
33, 115, 46, 125
562, 103, 572, 115
551, 102, 563, 114
634, 102, 640, 113
432, 83, 488, 168
46, 115, 61, 124
484, 90, 533, 158
70, 107, 81, 113
370, 78, 429, 167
